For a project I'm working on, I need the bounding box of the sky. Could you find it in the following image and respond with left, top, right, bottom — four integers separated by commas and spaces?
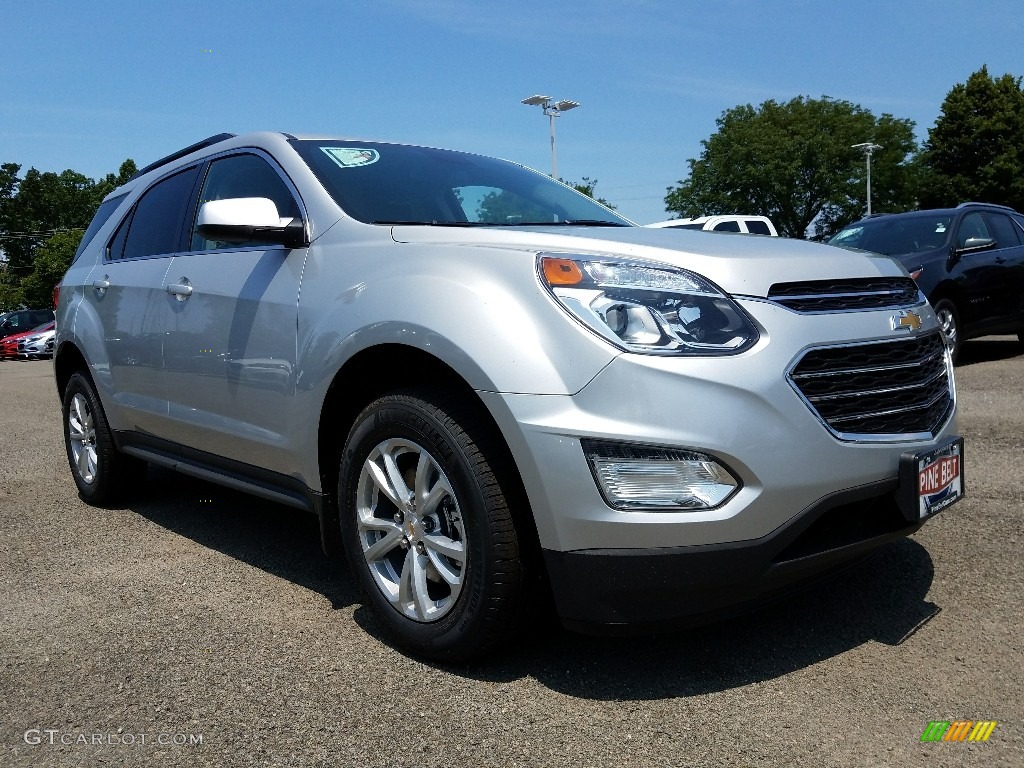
2, 0, 1022, 225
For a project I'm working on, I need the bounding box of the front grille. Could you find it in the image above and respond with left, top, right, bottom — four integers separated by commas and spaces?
768, 278, 920, 312
788, 332, 953, 438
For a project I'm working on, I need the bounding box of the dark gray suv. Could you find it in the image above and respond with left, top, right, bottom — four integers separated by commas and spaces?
830, 203, 1024, 359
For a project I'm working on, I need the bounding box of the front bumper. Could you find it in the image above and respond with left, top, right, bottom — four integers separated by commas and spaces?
479, 301, 958, 629
543, 479, 922, 633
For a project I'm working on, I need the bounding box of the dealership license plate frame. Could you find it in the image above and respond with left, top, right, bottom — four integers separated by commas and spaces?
898, 436, 965, 522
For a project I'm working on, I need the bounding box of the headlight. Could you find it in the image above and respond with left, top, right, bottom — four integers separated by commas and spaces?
539, 254, 759, 355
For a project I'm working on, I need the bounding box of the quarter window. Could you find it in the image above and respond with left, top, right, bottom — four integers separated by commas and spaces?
74, 193, 128, 264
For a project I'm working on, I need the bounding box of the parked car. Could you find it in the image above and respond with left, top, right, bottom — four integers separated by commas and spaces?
829, 203, 1024, 360
19, 326, 57, 359
55, 132, 963, 661
1, 321, 54, 359
647, 215, 779, 236
0, 309, 55, 341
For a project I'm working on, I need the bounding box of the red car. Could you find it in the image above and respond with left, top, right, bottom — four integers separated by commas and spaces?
0, 321, 54, 359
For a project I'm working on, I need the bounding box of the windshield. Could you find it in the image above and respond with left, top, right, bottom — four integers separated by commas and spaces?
291, 140, 631, 227
829, 215, 953, 256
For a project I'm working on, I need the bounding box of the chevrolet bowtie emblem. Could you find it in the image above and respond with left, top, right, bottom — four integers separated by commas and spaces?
891, 310, 923, 332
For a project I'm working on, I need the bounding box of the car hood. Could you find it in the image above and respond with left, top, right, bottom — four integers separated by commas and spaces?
389, 226, 907, 298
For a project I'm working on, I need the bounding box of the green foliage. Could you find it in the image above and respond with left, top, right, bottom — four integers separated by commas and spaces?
664, 96, 919, 239
0, 158, 134, 311
475, 190, 549, 224
474, 176, 616, 224
20, 230, 84, 309
561, 177, 616, 209
918, 66, 1024, 210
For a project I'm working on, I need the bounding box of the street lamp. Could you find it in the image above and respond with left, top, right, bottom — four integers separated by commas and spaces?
522, 95, 580, 178
851, 142, 883, 216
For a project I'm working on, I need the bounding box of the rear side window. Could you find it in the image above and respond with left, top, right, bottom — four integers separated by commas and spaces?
713, 220, 741, 232
109, 166, 200, 260
984, 212, 1021, 248
746, 220, 772, 236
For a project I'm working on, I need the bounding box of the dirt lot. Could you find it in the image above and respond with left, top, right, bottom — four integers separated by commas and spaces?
2, 339, 1022, 768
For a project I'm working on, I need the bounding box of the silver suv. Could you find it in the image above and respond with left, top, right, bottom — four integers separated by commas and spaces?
56, 132, 964, 661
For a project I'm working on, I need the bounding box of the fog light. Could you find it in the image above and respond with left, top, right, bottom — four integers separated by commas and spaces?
582, 440, 739, 510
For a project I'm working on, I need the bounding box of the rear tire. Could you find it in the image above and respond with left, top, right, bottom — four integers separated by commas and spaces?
338, 390, 527, 662
62, 372, 145, 505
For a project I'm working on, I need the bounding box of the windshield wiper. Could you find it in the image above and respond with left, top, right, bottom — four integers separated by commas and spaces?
371, 219, 630, 228
557, 220, 630, 227
485, 220, 629, 227
371, 220, 486, 227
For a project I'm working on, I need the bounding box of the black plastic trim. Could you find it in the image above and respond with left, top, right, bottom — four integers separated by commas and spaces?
113, 430, 324, 516
129, 133, 237, 181
544, 479, 928, 635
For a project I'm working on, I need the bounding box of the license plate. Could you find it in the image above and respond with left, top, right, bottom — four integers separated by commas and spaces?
898, 437, 964, 521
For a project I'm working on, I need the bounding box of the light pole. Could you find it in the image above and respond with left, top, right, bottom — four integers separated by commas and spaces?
851, 142, 883, 216
522, 95, 580, 178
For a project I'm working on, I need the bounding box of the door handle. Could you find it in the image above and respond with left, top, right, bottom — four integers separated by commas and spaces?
166, 278, 193, 300
92, 276, 110, 295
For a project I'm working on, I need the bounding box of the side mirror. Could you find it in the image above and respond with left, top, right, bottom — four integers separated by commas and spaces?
197, 197, 308, 248
955, 236, 995, 255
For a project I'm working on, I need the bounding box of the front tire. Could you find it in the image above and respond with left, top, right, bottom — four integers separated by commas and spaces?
62, 372, 145, 505
933, 299, 961, 362
338, 390, 526, 662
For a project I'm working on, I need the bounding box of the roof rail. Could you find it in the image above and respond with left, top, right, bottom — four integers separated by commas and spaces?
955, 201, 1019, 213
129, 133, 237, 181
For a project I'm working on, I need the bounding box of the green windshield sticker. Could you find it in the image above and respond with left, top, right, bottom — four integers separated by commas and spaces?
321, 147, 380, 169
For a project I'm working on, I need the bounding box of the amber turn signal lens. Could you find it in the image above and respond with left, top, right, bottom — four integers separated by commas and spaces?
542, 257, 584, 286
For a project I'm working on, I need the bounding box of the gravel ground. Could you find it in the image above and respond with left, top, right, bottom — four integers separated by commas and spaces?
1, 339, 1022, 768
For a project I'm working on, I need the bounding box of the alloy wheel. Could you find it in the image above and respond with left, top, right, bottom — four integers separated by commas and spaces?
355, 438, 467, 622
67, 393, 99, 485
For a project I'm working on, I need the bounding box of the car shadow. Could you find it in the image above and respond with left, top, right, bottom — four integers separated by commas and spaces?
130, 466, 940, 699
404, 537, 941, 698
128, 465, 357, 611
957, 335, 1022, 366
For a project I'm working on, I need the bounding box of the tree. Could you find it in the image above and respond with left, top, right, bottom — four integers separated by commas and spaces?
0, 168, 97, 280
918, 66, 1024, 210
475, 190, 549, 224
474, 176, 616, 224
19, 230, 83, 309
664, 96, 919, 239
0, 159, 135, 310
96, 159, 138, 200
562, 177, 616, 209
